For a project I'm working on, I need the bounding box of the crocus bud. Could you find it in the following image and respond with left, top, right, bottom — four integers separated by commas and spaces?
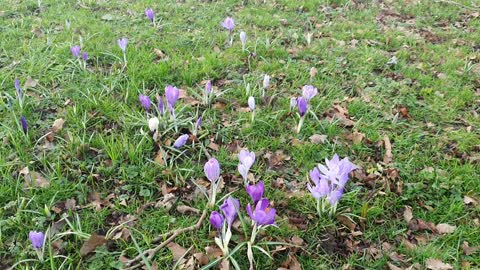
204, 158, 220, 182
205, 80, 212, 94
14, 79, 22, 96
240, 31, 246, 49
139, 94, 151, 111
195, 117, 202, 131
248, 96, 255, 111
297, 97, 307, 117
117, 38, 128, 53
238, 149, 255, 170
70, 46, 81, 57
221, 17, 235, 32
145, 8, 154, 22
209, 211, 224, 230
173, 134, 189, 148
165, 85, 179, 108
20, 116, 28, 133
262, 74, 270, 89
246, 181, 264, 204
290, 97, 297, 110
82, 52, 88, 62
29, 231, 45, 249
220, 197, 240, 226
157, 96, 165, 115
148, 117, 159, 132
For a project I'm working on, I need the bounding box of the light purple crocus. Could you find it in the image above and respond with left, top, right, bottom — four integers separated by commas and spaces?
204, 158, 220, 182
210, 211, 224, 230
71, 46, 81, 57
82, 52, 88, 62
29, 231, 45, 249
307, 168, 330, 199
221, 17, 235, 32
173, 134, 189, 148
165, 85, 179, 108
220, 197, 240, 226
117, 38, 128, 53
246, 181, 264, 204
14, 79, 22, 96
238, 149, 255, 180
263, 75, 270, 89
205, 80, 212, 94
246, 198, 276, 226
240, 31, 246, 50
297, 97, 307, 117
195, 117, 202, 131
302, 85, 318, 101
145, 8, 155, 22
248, 96, 255, 111
157, 96, 165, 115
290, 97, 297, 110
317, 154, 358, 187
139, 94, 151, 111
20, 116, 28, 133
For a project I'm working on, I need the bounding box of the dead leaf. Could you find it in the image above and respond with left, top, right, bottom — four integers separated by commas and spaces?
52, 118, 65, 133
154, 149, 167, 166
204, 246, 223, 259
153, 48, 168, 61
65, 198, 76, 210
193, 253, 209, 265
264, 150, 290, 168
397, 106, 411, 119
350, 130, 365, 144
309, 134, 327, 144
208, 142, 220, 151
435, 223, 456, 234
387, 262, 403, 270
24, 77, 38, 88
336, 215, 356, 231
20, 167, 50, 188
426, 258, 453, 270
463, 196, 477, 205
325, 104, 356, 127
80, 233, 107, 256
167, 242, 188, 262
155, 193, 176, 211
403, 206, 413, 223
461, 241, 478, 255
383, 135, 393, 164
176, 205, 200, 215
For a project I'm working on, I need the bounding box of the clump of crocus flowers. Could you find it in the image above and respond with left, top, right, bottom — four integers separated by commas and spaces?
307, 154, 357, 216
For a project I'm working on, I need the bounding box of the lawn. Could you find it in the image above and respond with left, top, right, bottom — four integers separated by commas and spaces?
1, 0, 479, 269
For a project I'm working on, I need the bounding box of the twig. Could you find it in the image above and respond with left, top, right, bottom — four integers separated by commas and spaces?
124, 208, 208, 269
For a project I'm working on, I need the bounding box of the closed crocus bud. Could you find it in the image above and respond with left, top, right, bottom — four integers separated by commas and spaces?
248, 96, 255, 111
302, 85, 318, 101
82, 52, 88, 62
205, 80, 212, 94
220, 197, 240, 226
29, 231, 45, 249
117, 38, 128, 53
204, 158, 220, 182
157, 96, 165, 115
15, 79, 22, 95
240, 31, 246, 49
165, 85, 179, 108
221, 17, 235, 32
297, 97, 307, 117
173, 134, 189, 148
20, 116, 28, 133
145, 8, 154, 22
195, 117, 202, 130
148, 117, 159, 132
238, 149, 255, 169
70, 46, 81, 57
262, 74, 270, 89
209, 211, 224, 230
139, 94, 151, 111
290, 97, 297, 110
246, 181, 264, 204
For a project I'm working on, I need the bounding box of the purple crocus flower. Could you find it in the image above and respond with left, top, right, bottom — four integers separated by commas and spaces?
210, 211, 225, 230
329, 189, 344, 205
195, 117, 202, 130
302, 85, 318, 101
221, 17, 235, 32
14, 79, 22, 96
220, 197, 240, 226
71, 46, 81, 57
297, 97, 307, 117
29, 231, 45, 249
157, 96, 165, 115
205, 80, 212, 94
117, 38, 128, 53
246, 198, 276, 226
307, 168, 330, 199
246, 181, 264, 204
317, 154, 357, 187
20, 116, 28, 133
173, 134, 189, 148
165, 85, 179, 108
248, 96, 255, 111
139, 94, 151, 111
263, 75, 270, 89
240, 31, 246, 49
82, 52, 88, 62
238, 149, 255, 180
290, 97, 297, 110
145, 8, 155, 22
204, 158, 220, 182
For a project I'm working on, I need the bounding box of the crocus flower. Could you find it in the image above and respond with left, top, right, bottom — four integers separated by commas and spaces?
248, 96, 255, 111
118, 38, 128, 53
205, 80, 212, 94
246, 198, 276, 226
165, 85, 179, 108
221, 17, 235, 32
302, 85, 318, 101
220, 197, 240, 226
29, 231, 45, 249
20, 116, 28, 133
148, 117, 159, 132
195, 117, 202, 131
157, 96, 165, 115
307, 168, 330, 199
317, 154, 357, 187
240, 31, 246, 50
82, 52, 88, 62
139, 94, 151, 111
71, 45, 81, 57
297, 97, 307, 117
204, 158, 220, 182
173, 134, 189, 148
290, 97, 297, 110
329, 189, 344, 205
238, 149, 255, 180
145, 8, 154, 22
246, 181, 264, 204
14, 79, 22, 96
262, 75, 270, 89
210, 211, 225, 230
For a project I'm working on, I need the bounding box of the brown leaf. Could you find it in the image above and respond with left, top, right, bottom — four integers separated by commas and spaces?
155, 193, 176, 211
383, 135, 393, 164
204, 246, 223, 259
349, 130, 365, 144
463, 195, 477, 205
387, 262, 403, 270
24, 77, 38, 88
309, 134, 327, 144
176, 205, 200, 215
52, 118, 65, 133
426, 258, 453, 270
65, 198, 76, 210
80, 233, 107, 257
336, 215, 356, 231
208, 142, 220, 151
264, 150, 290, 168
154, 149, 167, 166
435, 223, 456, 234
461, 241, 478, 255
403, 206, 413, 223
153, 48, 168, 61
397, 106, 411, 119
167, 242, 188, 262
325, 104, 356, 127
20, 167, 50, 188
193, 252, 209, 265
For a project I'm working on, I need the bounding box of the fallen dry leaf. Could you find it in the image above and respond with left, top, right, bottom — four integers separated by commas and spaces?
80, 233, 107, 257
155, 193, 176, 211
154, 149, 167, 166
208, 142, 220, 151
435, 223, 456, 234
20, 167, 50, 188
383, 135, 393, 164
309, 134, 327, 144
387, 262, 403, 270
426, 258, 453, 270
167, 242, 188, 262
463, 196, 477, 205
403, 206, 413, 223
461, 241, 478, 255
24, 77, 38, 88
52, 118, 65, 133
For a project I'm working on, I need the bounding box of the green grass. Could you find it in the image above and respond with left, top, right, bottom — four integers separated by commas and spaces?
1, 0, 479, 269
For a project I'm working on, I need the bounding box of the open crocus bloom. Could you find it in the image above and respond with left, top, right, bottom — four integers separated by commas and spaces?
220, 197, 240, 227
246, 198, 276, 226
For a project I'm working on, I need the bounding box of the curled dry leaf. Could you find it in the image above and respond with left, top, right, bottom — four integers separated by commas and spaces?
426, 258, 453, 270
24, 77, 38, 88
167, 242, 188, 262
403, 206, 413, 223
52, 118, 65, 133
383, 135, 393, 164
463, 195, 477, 205
176, 205, 200, 215
155, 193, 176, 211
435, 223, 456, 234
461, 241, 478, 256
80, 233, 107, 257
309, 134, 327, 144
20, 167, 50, 188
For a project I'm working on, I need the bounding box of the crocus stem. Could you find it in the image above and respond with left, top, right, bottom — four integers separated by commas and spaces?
229, 32, 233, 46
296, 116, 305, 133
209, 182, 217, 207
251, 111, 255, 122
35, 249, 43, 262
123, 53, 127, 65
316, 199, 321, 218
